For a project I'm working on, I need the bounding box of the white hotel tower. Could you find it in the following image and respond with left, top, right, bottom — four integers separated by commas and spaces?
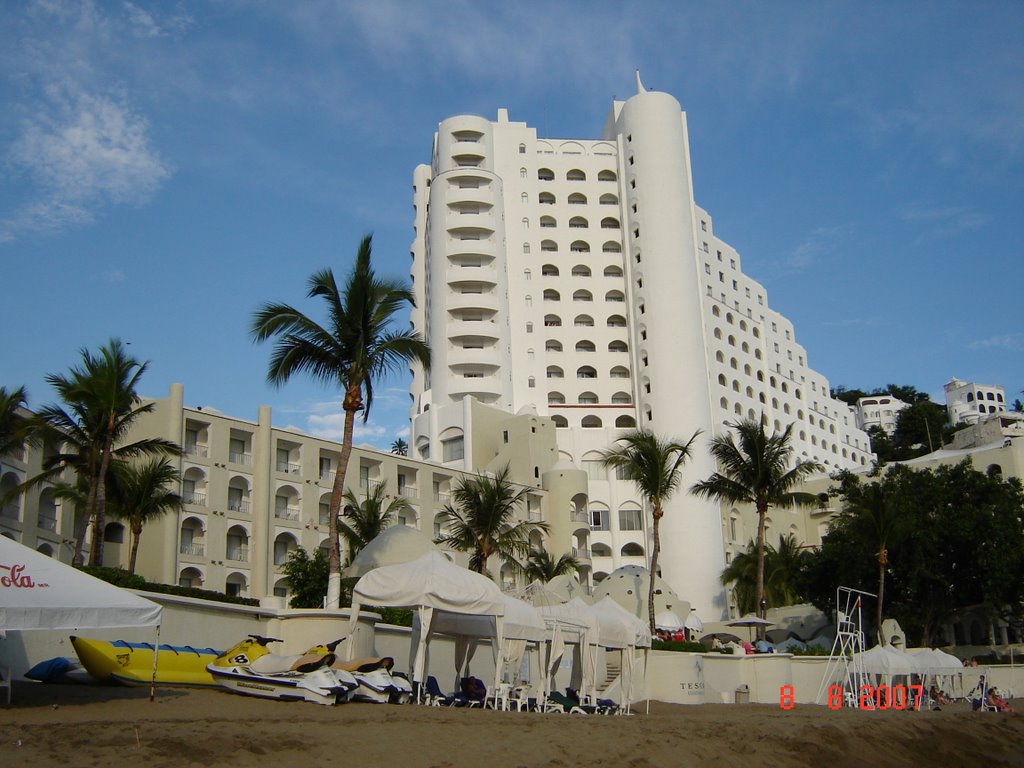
408, 75, 874, 619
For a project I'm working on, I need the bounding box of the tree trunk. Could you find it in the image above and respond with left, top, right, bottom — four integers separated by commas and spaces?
876, 548, 887, 645
129, 521, 142, 575
648, 502, 662, 635
755, 500, 768, 641
73, 477, 99, 567
90, 432, 115, 566
326, 386, 360, 610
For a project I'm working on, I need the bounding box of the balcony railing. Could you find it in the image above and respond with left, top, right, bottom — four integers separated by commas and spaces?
38, 516, 58, 532
274, 508, 299, 521
229, 451, 252, 466
570, 511, 590, 525
571, 546, 591, 563
397, 485, 418, 499
277, 461, 301, 474
590, 520, 610, 531
434, 491, 451, 504
180, 542, 205, 557
227, 500, 250, 514
183, 491, 207, 507
528, 510, 543, 523
359, 479, 382, 495
320, 470, 337, 484
0, 503, 21, 520
226, 547, 249, 563
184, 444, 208, 458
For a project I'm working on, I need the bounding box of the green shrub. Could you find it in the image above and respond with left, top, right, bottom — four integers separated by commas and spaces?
78, 566, 259, 606
652, 639, 707, 653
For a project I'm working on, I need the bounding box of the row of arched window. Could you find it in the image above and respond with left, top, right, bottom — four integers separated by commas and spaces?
537, 239, 621, 254
538, 289, 625, 302
548, 391, 632, 405
536, 192, 619, 205
546, 365, 630, 378
550, 414, 637, 429
537, 168, 617, 182
543, 340, 628, 353
543, 314, 627, 328
537, 264, 623, 277
536, 216, 620, 229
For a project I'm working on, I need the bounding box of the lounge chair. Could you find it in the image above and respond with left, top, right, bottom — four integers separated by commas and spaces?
566, 687, 618, 715
423, 676, 462, 707
452, 676, 486, 708
544, 691, 588, 714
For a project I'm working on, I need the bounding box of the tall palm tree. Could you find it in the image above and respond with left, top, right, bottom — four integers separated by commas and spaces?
691, 418, 821, 639
339, 482, 410, 563
837, 473, 902, 643
525, 548, 580, 583
600, 429, 701, 634
434, 465, 548, 575
251, 235, 431, 608
108, 458, 184, 575
32, 340, 179, 566
389, 438, 408, 456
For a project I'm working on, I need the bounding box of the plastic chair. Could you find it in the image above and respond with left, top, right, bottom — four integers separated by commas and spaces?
424, 676, 460, 707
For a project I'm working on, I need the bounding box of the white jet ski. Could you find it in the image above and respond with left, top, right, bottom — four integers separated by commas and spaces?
207, 635, 358, 706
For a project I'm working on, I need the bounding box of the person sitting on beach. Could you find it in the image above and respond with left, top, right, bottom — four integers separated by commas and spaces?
755, 640, 774, 654
929, 685, 951, 707
986, 688, 1013, 713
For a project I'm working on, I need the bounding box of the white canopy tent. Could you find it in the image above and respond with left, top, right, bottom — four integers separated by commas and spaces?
0, 536, 162, 701
907, 647, 965, 698
0, 536, 162, 630
420, 593, 547, 695
343, 525, 437, 578
535, 596, 596, 703
345, 551, 505, 698
589, 596, 652, 712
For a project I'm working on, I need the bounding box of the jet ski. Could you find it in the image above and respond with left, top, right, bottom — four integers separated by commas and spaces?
207, 635, 358, 706
307, 639, 413, 704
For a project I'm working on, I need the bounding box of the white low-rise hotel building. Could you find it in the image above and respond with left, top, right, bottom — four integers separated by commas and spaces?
945, 377, 1007, 425
407, 75, 874, 619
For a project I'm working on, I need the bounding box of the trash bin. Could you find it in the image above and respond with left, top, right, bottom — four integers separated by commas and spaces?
735, 684, 750, 704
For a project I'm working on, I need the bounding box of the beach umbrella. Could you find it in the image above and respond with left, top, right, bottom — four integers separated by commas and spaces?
726, 614, 775, 642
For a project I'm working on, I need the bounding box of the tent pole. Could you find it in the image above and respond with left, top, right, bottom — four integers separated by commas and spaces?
644, 649, 649, 715
149, 624, 161, 702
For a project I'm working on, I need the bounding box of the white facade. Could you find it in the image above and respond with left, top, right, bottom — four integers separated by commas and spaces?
408, 76, 874, 620
945, 377, 1007, 425
855, 395, 910, 435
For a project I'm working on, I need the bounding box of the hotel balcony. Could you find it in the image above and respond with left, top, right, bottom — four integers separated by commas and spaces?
180, 542, 205, 557
449, 375, 503, 399
226, 547, 249, 563
228, 451, 252, 466
183, 490, 207, 507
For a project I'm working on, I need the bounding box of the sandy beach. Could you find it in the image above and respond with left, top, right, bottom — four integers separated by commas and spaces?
2, 683, 1021, 768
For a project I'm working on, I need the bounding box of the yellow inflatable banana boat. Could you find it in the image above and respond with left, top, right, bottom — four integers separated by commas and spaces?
70, 636, 221, 687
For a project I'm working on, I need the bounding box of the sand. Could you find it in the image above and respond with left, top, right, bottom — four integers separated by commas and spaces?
2, 683, 1022, 768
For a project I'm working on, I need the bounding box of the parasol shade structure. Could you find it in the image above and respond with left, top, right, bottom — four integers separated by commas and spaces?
725, 614, 775, 642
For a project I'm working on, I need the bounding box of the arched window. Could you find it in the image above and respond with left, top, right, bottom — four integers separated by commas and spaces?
581, 415, 602, 428
600, 217, 620, 229
575, 340, 596, 353
614, 415, 636, 428
598, 170, 617, 181
552, 415, 568, 428
573, 289, 593, 302
542, 264, 559, 276
599, 193, 618, 205
540, 215, 556, 228
539, 192, 555, 205
571, 264, 592, 277
569, 216, 589, 229
602, 241, 621, 253
568, 192, 587, 205
567, 169, 586, 181
538, 168, 554, 181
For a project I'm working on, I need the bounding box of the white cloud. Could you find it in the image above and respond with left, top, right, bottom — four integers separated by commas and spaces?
899, 204, 990, 240
101, 269, 125, 283
122, 2, 193, 39
783, 225, 850, 272
3, 84, 169, 239
969, 333, 1023, 352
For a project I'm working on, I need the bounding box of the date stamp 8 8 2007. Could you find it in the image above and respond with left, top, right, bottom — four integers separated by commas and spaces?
779, 683, 924, 710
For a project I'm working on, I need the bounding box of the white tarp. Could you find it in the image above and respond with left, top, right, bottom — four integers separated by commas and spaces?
346, 551, 505, 688
854, 644, 926, 676
0, 536, 161, 630
343, 525, 437, 578
591, 596, 652, 649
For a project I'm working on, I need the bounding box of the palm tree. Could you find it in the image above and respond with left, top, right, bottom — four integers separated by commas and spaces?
836, 472, 902, 643
339, 482, 410, 563
766, 533, 810, 608
434, 465, 548, 575
722, 534, 809, 616
0, 385, 32, 457
721, 540, 759, 616
600, 429, 701, 634
108, 458, 184, 574
389, 438, 408, 456
31, 340, 179, 566
251, 235, 431, 608
691, 418, 822, 639
0, 386, 33, 509
525, 548, 580, 583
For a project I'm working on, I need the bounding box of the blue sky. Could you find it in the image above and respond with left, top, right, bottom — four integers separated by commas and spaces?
2, 1, 1022, 449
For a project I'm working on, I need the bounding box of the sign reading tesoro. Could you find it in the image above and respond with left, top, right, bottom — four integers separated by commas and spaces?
0, 563, 48, 588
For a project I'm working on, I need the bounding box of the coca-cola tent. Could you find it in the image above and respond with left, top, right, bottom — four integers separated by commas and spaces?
0, 536, 161, 630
